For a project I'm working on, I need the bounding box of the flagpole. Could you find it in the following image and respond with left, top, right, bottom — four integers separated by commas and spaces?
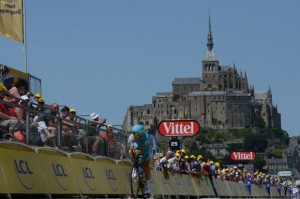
22, 0, 28, 73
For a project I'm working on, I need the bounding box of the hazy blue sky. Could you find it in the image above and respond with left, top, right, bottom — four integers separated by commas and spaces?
1, 1, 299, 136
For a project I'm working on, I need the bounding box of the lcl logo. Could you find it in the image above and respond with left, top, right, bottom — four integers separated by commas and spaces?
14, 159, 33, 175
52, 164, 68, 177
52, 163, 69, 190
106, 169, 117, 191
13, 159, 34, 190
106, 169, 116, 180
82, 167, 95, 179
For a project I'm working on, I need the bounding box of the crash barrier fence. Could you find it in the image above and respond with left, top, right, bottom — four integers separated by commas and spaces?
0, 142, 287, 198
0, 98, 128, 159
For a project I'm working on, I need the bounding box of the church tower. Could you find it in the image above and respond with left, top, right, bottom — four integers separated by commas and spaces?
202, 13, 220, 91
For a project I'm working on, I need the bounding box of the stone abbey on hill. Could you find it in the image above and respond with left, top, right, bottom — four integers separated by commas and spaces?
123, 16, 281, 133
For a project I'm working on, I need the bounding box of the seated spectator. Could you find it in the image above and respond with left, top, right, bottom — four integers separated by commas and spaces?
10, 95, 29, 122
32, 103, 59, 147
31, 93, 42, 109
5, 79, 32, 104
0, 87, 25, 139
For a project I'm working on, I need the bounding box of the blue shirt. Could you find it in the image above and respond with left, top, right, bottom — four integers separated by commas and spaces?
133, 132, 151, 161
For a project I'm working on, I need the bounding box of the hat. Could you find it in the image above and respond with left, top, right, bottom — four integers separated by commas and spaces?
38, 98, 45, 103
176, 150, 181, 153
107, 124, 113, 129
34, 93, 41, 98
0, 83, 7, 92
197, 155, 203, 161
181, 149, 186, 153
90, 113, 99, 120
190, 155, 196, 159
70, 108, 76, 113
184, 155, 189, 159
159, 153, 164, 158
175, 153, 180, 157
20, 95, 29, 101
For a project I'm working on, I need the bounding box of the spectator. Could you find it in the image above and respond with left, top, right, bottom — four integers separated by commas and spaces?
102, 124, 116, 157
89, 113, 106, 155
10, 95, 29, 122
0, 86, 25, 139
159, 151, 172, 179
60, 106, 75, 150
5, 79, 32, 104
31, 93, 42, 109
0, 64, 9, 85
32, 103, 59, 147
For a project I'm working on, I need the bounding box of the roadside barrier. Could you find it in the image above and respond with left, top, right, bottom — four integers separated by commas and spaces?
0, 141, 285, 198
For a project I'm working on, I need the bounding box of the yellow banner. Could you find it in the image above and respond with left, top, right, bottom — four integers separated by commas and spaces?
0, 0, 23, 42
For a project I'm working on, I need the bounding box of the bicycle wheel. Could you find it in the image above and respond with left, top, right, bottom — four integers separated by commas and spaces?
130, 165, 145, 199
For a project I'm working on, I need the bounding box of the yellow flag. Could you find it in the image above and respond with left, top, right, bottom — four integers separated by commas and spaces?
0, 0, 23, 42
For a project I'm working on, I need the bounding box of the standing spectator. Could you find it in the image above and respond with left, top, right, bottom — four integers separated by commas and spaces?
102, 124, 115, 157
60, 106, 75, 150
89, 113, 106, 155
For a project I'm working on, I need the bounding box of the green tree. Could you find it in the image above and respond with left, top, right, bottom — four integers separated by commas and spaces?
253, 116, 266, 128
251, 155, 266, 171
243, 134, 268, 153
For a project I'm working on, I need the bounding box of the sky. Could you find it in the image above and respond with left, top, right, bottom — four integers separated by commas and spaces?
1, 1, 300, 136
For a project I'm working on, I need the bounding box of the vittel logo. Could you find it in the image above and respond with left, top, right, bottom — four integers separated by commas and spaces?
158, 120, 200, 137
230, 151, 256, 161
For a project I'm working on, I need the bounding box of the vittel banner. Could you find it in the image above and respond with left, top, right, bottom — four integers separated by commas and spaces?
158, 120, 200, 137
230, 151, 256, 161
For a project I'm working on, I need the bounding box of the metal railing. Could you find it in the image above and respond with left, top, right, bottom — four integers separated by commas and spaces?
0, 97, 128, 160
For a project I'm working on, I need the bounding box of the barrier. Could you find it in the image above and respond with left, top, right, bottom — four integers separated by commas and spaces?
37, 148, 81, 195
0, 142, 48, 194
0, 142, 289, 198
95, 156, 128, 195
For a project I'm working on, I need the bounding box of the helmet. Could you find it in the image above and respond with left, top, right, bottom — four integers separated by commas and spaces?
0, 64, 9, 76
131, 124, 144, 134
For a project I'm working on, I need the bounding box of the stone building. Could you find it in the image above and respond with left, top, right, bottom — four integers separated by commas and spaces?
123, 15, 281, 134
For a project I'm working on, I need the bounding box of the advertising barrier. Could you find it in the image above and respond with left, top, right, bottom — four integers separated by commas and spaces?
37, 148, 81, 195
0, 142, 285, 198
0, 142, 47, 194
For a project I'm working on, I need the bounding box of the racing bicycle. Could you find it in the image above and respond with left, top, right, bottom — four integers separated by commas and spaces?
129, 150, 145, 199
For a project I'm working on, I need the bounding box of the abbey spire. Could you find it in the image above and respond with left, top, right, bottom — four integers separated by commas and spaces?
204, 13, 217, 61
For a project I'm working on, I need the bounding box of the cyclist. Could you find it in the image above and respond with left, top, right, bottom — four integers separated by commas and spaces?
129, 123, 152, 197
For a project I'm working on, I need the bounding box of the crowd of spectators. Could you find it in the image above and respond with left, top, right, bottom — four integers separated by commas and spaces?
0, 66, 125, 159
152, 148, 299, 197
